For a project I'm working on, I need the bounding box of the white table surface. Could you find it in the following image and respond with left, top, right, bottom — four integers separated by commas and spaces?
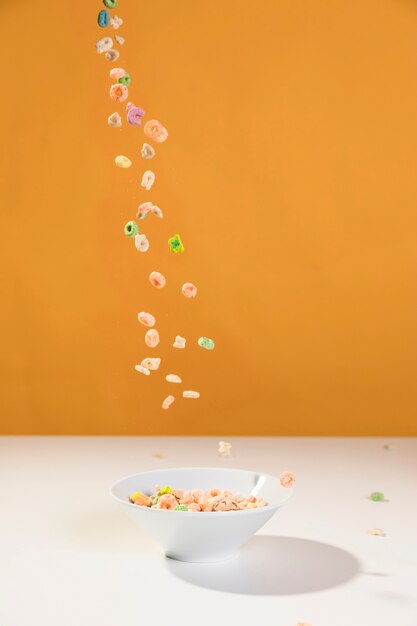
0, 436, 416, 626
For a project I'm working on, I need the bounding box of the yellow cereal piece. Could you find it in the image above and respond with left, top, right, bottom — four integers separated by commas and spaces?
115, 154, 132, 168
129, 491, 144, 502
158, 486, 172, 495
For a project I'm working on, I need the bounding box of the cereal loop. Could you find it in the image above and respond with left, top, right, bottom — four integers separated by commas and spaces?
182, 282, 197, 298
279, 471, 296, 488
149, 271, 166, 288
145, 328, 160, 348
144, 119, 168, 143
110, 83, 128, 102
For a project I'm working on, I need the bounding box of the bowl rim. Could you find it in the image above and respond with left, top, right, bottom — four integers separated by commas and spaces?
110, 466, 293, 516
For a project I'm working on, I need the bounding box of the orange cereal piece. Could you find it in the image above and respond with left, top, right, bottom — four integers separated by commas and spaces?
279, 471, 296, 488
157, 494, 178, 510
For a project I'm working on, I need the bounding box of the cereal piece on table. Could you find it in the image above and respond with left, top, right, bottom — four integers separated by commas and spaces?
115, 35, 125, 45
279, 471, 296, 488
98, 10, 110, 27
145, 328, 159, 348
162, 395, 175, 410
110, 83, 128, 102
144, 119, 168, 143
173, 335, 186, 349
383, 444, 393, 450
134, 233, 149, 252
126, 103, 145, 125
367, 528, 386, 537
198, 336, 215, 350
166, 374, 182, 384
141, 170, 155, 190
95, 36, 113, 53
103, 0, 117, 7
175, 505, 188, 511
137, 311, 156, 327
183, 390, 200, 399
115, 154, 132, 168
105, 49, 119, 62
168, 234, 184, 254
107, 112, 121, 127
181, 282, 197, 298
134, 364, 150, 376
141, 143, 155, 159
149, 271, 166, 288
141, 357, 160, 370
109, 67, 126, 80
110, 15, 123, 29
218, 441, 232, 457
124, 220, 138, 236
369, 491, 385, 502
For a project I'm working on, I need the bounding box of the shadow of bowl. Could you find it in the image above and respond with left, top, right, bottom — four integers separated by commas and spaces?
165, 535, 360, 596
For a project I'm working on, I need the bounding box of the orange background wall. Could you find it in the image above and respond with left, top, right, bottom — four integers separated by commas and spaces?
1, 0, 417, 435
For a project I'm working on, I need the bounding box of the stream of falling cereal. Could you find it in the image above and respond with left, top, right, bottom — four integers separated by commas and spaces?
95, 1, 215, 411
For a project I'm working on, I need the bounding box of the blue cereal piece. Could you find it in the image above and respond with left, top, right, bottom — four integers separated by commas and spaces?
98, 10, 110, 28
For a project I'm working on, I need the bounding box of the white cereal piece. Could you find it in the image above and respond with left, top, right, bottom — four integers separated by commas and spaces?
134, 364, 150, 376
115, 35, 125, 45
110, 16, 123, 29
173, 335, 186, 349
141, 357, 161, 371
218, 441, 232, 457
95, 36, 113, 53
141, 170, 155, 191
151, 205, 163, 219
105, 49, 120, 62
183, 390, 200, 399
134, 233, 149, 252
141, 143, 156, 159
166, 374, 182, 384
162, 395, 175, 410
108, 112, 122, 127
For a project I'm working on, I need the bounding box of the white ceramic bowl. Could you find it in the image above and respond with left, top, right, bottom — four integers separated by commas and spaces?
111, 467, 292, 562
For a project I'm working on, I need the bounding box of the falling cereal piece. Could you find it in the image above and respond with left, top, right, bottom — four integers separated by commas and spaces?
141, 357, 161, 371
137, 202, 152, 220
166, 374, 182, 384
103, 0, 117, 7
151, 205, 163, 219
367, 528, 386, 537
110, 15, 123, 29
105, 49, 120, 62
145, 328, 159, 348
134, 364, 150, 376
110, 83, 128, 102
218, 441, 232, 457
98, 10, 110, 27
279, 471, 296, 488
141, 143, 155, 159
182, 283, 197, 298
115, 35, 125, 45
183, 390, 200, 399
168, 234, 185, 254
144, 120, 168, 143
149, 271, 166, 288
369, 492, 385, 502
124, 220, 138, 236
108, 112, 122, 127
134, 233, 149, 252
110, 67, 126, 80
162, 395, 175, 410
141, 170, 155, 190
173, 335, 186, 349
198, 336, 215, 350
115, 155, 132, 168
138, 311, 155, 327
95, 36, 113, 53
126, 102, 145, 125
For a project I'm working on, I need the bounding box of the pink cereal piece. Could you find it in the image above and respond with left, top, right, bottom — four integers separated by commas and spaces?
187, 502, 201, 512
162, 395, 175, 410
137, 201, 153, 220
109, 67, 126, 80
149, 271, 166, 288
157, 494, 178, 510
181, 491, 195, 505
145, 328, 159, 348
247, 495, 257, 503
138, 311, 155, 327
181, 282, 197, 298
279, 471, 296, 488
144, 119, 168, 143
109, 83, 128, 102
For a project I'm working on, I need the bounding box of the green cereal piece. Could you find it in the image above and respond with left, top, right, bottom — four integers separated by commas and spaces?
158, 486, 172, 495
152, 496, 159, 506
174, 505, 188, 511
168, 233, 185, 254
370, 491, 385, 502
124, 221, 139, 237
198, 336, 215, 350
103, 0, 117, 8
118, 73, 131, 87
